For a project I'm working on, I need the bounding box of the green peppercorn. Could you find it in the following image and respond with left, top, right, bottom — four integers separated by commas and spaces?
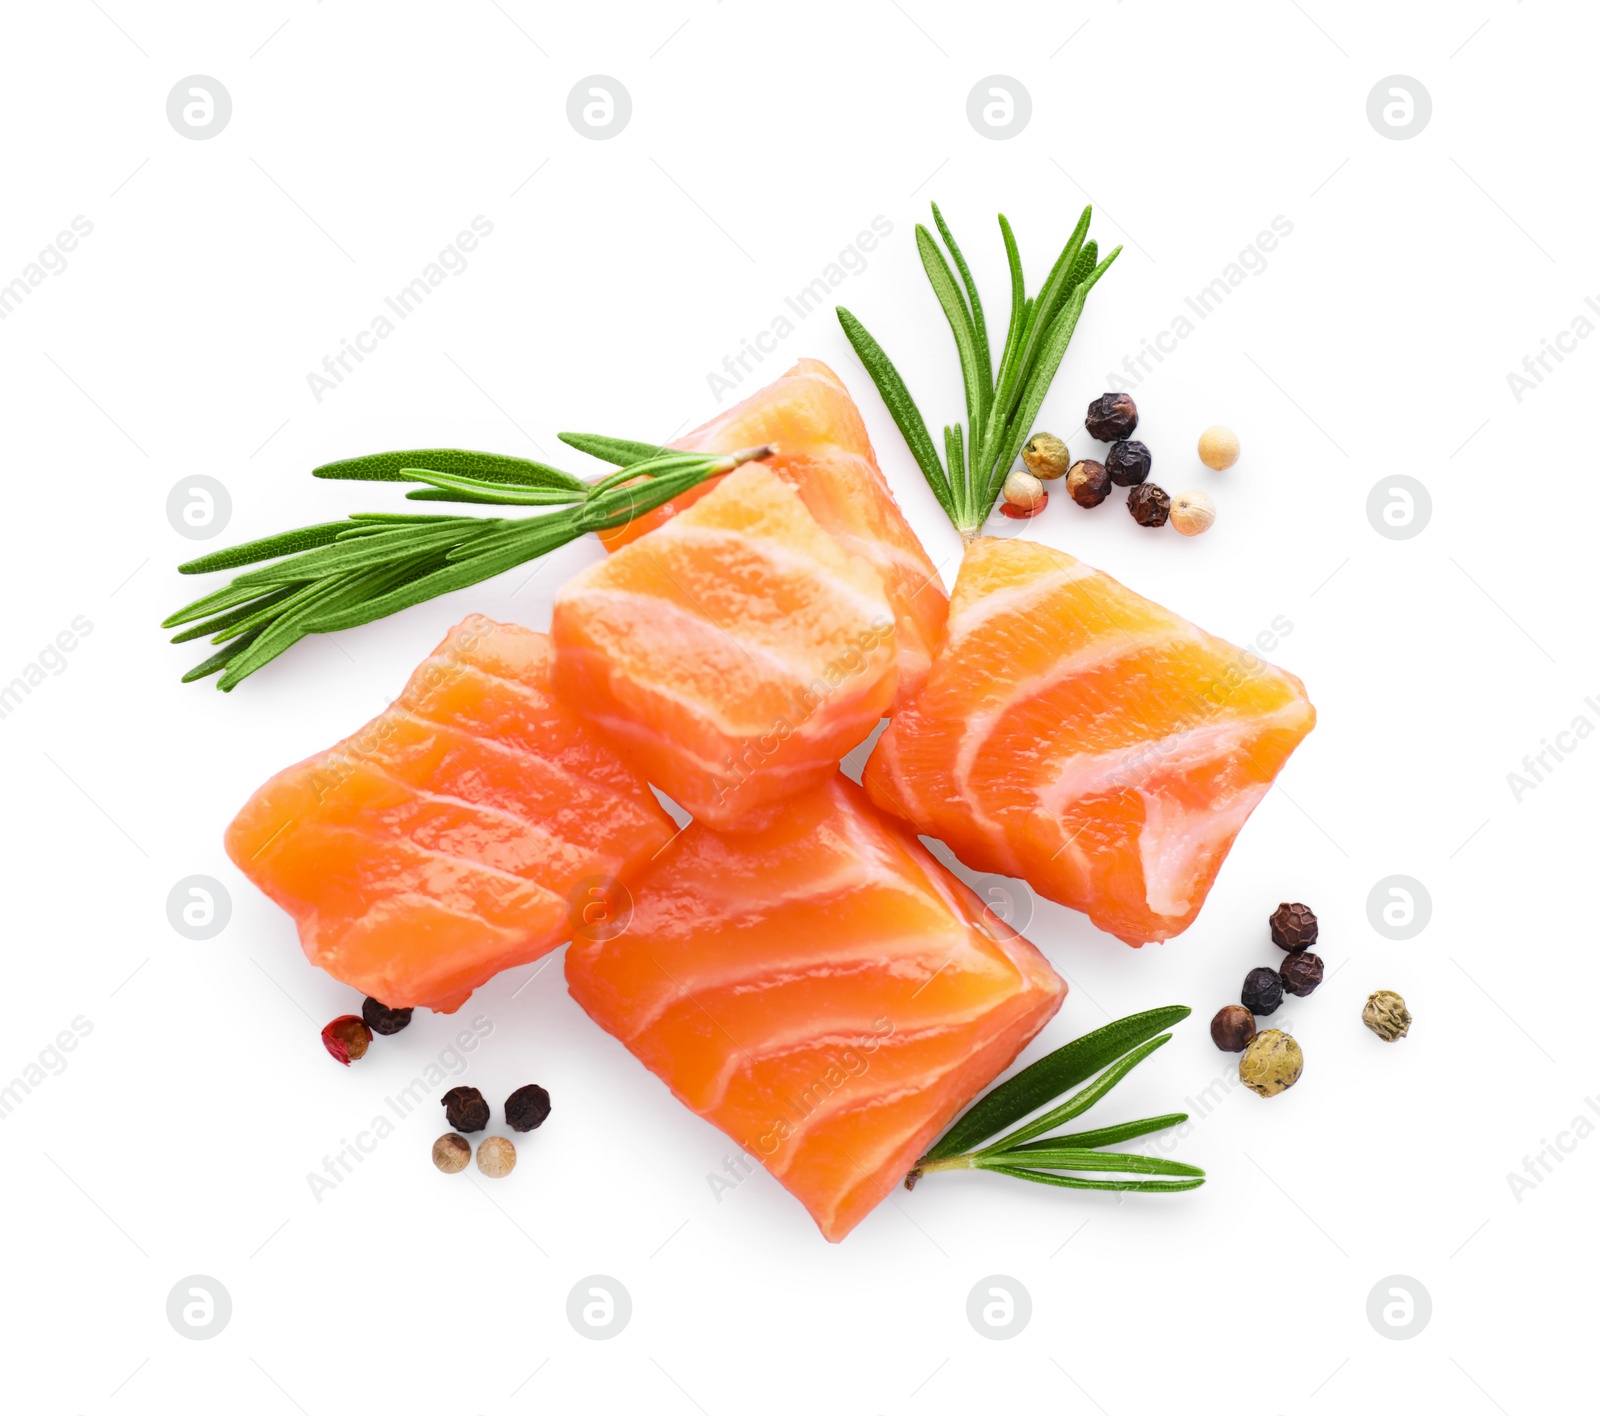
1363, 990, 1412, 1042
1022, 432, 1071, 480
1240, 1029, 1302, 1097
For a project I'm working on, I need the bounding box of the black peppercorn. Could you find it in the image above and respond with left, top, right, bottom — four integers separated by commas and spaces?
1280, 951, 1324, 997
1085, 392, 1138, 442
505, 1084, 552, 1132
441, 1085, 491, 1133
1242, 966, 1284, 1016
362, 996, 414, 1035
1105, 439, 1151, 487
1127, 483, 1170, 528
1269, 902, 1318, 953
1210, 1004, 1257, 1053
1066, 459, 1111, 508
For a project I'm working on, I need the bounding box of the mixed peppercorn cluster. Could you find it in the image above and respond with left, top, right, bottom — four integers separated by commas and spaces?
1003, 392, 1227, 537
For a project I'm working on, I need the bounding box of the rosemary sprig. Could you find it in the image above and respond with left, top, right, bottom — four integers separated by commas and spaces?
907, 1006, 1203, 1195
837, 202, 1121, 539
163, 445, 774, 690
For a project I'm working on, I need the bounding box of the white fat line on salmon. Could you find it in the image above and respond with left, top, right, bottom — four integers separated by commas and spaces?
705, 216, 894, 403
305, 614, 493, 803
1506, 697, 1600, 802
0, 1016, 93, 1121
753, 1018, 895, 1160
0, 215, 93, 322
304, 1015, 493, 1203
1104, 215, 1294, 393
710, 616, 894, 808
0, 615, 94, 721
304, 215, 494, 404
1505, 295, 1600, 403
1506, 1096, 1600, 1202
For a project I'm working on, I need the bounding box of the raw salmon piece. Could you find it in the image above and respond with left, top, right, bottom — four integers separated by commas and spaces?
865, 537, 1316, 945
551, 464, 899, 830
596, 359, 949, 707
565, 775, 1065, 1242
225, 616, 676, 1013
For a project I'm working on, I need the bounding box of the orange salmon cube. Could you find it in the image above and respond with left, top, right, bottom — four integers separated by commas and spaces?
565, 775, 1065, 1242
866, 538, 1316, 945
225, 617, 677, 1013
552, 463, 899, 829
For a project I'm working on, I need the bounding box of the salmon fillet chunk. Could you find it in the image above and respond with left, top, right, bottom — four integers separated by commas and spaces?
565, 775, 1066, 1242
597, 359, 949, 707
865, 537, 1316, 945
552, 463, 900, 829
225, 616, 677, 1013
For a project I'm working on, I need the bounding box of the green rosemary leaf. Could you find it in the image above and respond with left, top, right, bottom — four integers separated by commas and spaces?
344, 512, 466, 525
930, 202, 991, 414
1002, 1113, 1189, 1154
398, 468, 587, 506
985, 1166, 1205, 1195
167, 586, 300, 643
176, 522, 352, 576
313, 448, 588, 492
558, 432, 671, 467
303, 531, 564, 633
991, 215, 1026, 414
920, 1006, 1190, 1163
209, 578, 329, 644
835, 305, 954, 520
229, 521, 480, 587
977, 1034, 1172, 1155
1011, 205, 1092, 378
944, 424, 967, 527
916, 224, 986, 442
181, 629, 262, 683
162, 577, 290, 629
1063, 238, 1099, 298
975, 1148, 1204, 1179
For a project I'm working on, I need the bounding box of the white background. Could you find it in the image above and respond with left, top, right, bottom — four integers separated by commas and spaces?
2, 2, 1594, 1411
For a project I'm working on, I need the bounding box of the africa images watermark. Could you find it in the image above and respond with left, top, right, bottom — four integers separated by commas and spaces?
1505, 694, 1600, 802
1105, 217, 1294, 392
0, 216, 94, 322
1505, 293, 1600, 403
1506, 1093, 1600, 1202
0, 1017, 93, 1120
705, 216, 894, 403
0, 616, 95, 722
306, 216, 495, 403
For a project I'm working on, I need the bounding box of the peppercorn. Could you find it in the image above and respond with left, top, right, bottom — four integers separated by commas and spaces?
505, 1084, 552, 1132
1363, 990, 1412, 1042
1239, 1029, 1303, 1097
362, 996, 413, 1036
1269, 902, 1318, 952
1210, 1004, 1257, 1053
1127, 483, 1170, 528
1168, 491, 1215, 537
441, 1085, 491, 1133
1021, 432, 1071, 481
321, 1014, 372, 1065
476, 1135, 517, 1179
1280, 951, 1324, 997
1066, 459, 1110, 508
432, 1133, 471, 1174
1197, 425, 1240, 471
1105, 439, 1151, 487
998, 493, 1047, 519
1003, 469, 1046, 511
1085, 392, 1138, 442
1241, 966, 1284, 1015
